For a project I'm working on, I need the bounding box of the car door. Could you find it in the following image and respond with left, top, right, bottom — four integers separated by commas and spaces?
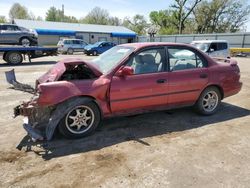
2, 25, 19, 43
98, 42, 108, 53
110, 47, 169, 113
167, 46, 209, 107
217, 42, 229, 58
73, 40, 81, 51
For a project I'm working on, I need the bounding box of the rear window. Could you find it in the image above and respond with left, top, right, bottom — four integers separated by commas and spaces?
217, 43, 228, 50
64, 40, 72, 44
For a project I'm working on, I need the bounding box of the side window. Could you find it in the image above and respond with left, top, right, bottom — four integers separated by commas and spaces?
1, 25, 7, 30
168, 48, 206, 71
127, 48, 165, 74
210, 43, 218, 51
217, 43, 227, 50
6, 25, 15, 31
64, 40, 72, 44
13, 26, 20, 31
73, 40, 80, 44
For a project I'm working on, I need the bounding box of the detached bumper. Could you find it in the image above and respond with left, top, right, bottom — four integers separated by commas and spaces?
14, 102, 55, 141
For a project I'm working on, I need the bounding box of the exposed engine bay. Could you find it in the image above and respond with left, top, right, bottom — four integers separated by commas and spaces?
59, 64, 97, 81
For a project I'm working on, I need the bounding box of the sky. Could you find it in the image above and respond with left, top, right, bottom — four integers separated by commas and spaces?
1, 0, 250, 31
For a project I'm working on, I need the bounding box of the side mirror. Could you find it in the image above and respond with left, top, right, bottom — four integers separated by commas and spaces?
115, 66, 134, 77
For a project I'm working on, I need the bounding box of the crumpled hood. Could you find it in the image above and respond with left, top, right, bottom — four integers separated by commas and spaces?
37, 58, 102, 85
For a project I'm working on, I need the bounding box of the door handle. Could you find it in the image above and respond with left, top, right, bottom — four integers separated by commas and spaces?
200, 73, 208, 79
156, 79, 167, 84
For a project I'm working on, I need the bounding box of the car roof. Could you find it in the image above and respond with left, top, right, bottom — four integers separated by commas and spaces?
0, 23, 17, 26
120, 42, 194, 50
63, 38, 83, 41
191, 40, 228, 43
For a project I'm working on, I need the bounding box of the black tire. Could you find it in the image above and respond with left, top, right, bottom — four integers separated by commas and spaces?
93, 50, 97, 56
195, 86, 221, 115
67, 48, 74, 55
19, 37, 31, 46
5, 51, 23, 65
58, 99, 101, 139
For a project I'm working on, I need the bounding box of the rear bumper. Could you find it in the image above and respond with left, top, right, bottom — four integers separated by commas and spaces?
224, 82, 242, 98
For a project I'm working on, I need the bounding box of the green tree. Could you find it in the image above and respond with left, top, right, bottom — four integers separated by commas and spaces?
123, 14, 148, 35
46, 6, 78, 23
9, 3, 30, 20
149, 10, 178, 34
109, 16, 121, 26
45, 6, 61, 21
171, 0, 202, 34
82, 7, 110, 25
0, 16, 7, 23
193, 0, 250, 33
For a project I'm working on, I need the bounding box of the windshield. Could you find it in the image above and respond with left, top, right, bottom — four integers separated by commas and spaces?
91, 46, 134, 74
192, 43, 210, 52
93, 41, 103, 47
19, 26, 29, 32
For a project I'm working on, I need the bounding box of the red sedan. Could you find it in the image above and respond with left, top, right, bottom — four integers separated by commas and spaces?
14, 42, 242, 140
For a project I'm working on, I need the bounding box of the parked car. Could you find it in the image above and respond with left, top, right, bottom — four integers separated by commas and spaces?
191, 40, 230, 58
57, 39, 88, 54
12, 42, 242, 140
0, 24, 38, 46
84, 41, 116, 55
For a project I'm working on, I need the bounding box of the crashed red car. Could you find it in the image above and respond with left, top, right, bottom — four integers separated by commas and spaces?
10, 42, 242, 140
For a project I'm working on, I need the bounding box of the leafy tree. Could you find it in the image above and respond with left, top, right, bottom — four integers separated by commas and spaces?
171, 0, 202, 34
46, 6, 78, 23
193, 0, 250, 33
46, 6, 61, 21
123, 14, 148, 35
82, 7, 110, 25
0, 16, 7, 23
109, 16, 121, 26
149, 10, 178, 34
9, 3, 30, 20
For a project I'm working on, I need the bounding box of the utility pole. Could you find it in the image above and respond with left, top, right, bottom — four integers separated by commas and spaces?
62, 4, 64, 22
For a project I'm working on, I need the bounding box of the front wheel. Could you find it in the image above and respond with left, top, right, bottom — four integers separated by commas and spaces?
195, 87, 221, 115
93, 50, 97, 56
58, 100, 101, 139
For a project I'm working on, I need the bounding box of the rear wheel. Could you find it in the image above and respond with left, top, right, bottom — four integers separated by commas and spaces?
20, 37, 31, 46
58, 99, 100, 139
5, 51, 23, 65
67, 48, 74, 55
195, 86, 221, 115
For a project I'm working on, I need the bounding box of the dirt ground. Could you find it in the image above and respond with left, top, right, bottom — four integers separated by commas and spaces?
0, 54, 249, 188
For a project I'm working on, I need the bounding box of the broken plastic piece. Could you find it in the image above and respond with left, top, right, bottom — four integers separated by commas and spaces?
5, 69, 36, 94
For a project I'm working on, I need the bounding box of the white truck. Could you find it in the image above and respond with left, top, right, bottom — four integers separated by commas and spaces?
191, 40, 230, 58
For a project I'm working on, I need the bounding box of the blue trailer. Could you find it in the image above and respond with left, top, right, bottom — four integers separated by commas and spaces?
0, 46, 58, 65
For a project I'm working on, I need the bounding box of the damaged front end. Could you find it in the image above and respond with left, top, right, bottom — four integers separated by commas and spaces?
6, 59, 102, 142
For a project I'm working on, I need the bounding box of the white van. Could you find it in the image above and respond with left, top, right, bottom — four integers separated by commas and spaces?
191, 40, 230, 58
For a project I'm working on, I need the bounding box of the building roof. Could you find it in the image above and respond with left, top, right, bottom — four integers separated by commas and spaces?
14, 19, 136, 35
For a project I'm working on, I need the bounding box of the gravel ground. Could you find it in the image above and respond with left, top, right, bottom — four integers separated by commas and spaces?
0, 54, 249, 188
